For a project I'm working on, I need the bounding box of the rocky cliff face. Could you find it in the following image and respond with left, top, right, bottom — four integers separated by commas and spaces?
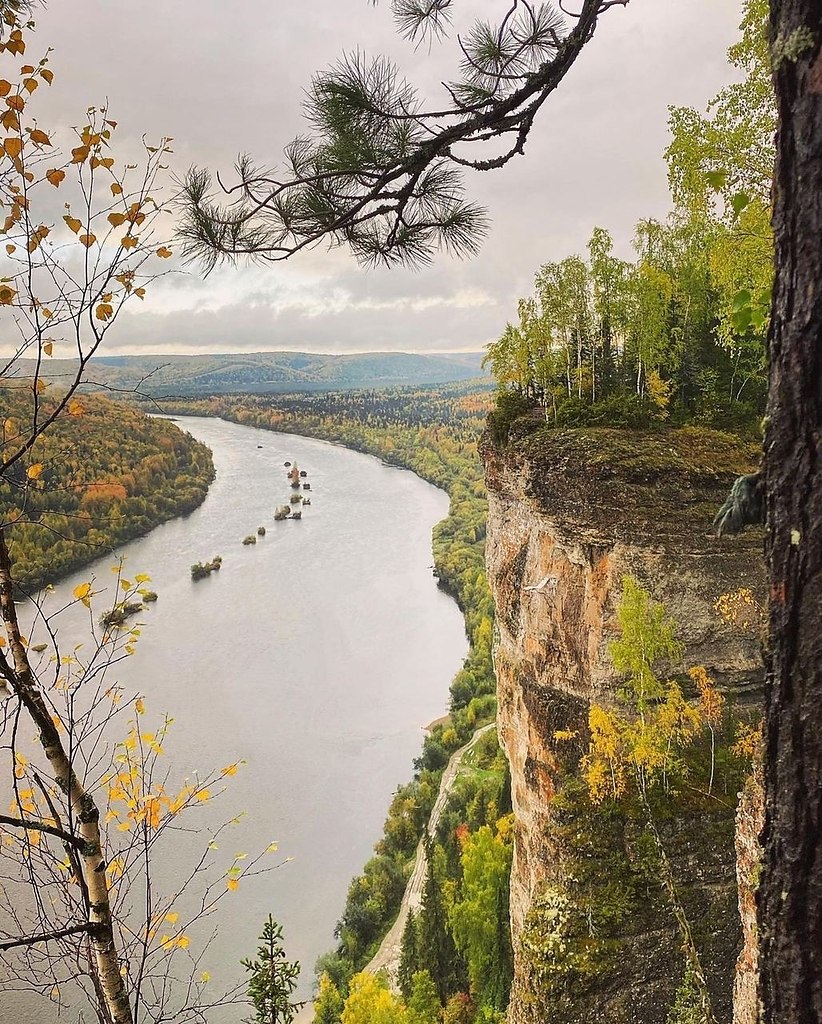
481, 425, 765, 1024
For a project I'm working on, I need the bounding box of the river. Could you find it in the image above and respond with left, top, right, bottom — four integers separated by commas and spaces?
4, 415, 467, 1020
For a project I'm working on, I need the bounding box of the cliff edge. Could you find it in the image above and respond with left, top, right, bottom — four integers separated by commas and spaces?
481, 424, 765, 1024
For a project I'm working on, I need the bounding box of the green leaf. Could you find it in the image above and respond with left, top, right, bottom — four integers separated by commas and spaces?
705, 169, 727, 191
731, 191, 751, 219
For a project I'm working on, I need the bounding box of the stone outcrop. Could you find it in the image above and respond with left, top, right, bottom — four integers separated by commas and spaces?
481, 425, 766, 1024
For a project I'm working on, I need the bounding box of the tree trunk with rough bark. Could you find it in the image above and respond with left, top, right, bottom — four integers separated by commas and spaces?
760, 3, 822, 1021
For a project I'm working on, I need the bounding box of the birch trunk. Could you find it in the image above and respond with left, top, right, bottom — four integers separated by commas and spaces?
0, 530, 134, 1024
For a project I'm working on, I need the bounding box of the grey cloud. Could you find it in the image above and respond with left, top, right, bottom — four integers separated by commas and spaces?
29, 0, 743, 354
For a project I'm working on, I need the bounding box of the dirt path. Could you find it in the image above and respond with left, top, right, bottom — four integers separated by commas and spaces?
363, 722, 496, 986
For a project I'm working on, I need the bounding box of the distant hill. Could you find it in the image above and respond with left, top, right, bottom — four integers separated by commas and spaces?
16, 350, 489, 397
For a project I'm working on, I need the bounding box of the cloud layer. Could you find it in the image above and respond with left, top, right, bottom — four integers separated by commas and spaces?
30, 0, 744, 355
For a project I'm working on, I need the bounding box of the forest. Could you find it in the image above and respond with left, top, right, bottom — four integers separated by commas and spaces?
0, 390, 214, 589
484, 0, 771, 442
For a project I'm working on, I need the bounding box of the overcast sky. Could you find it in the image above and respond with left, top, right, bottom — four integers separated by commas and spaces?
30, 0, 745, 356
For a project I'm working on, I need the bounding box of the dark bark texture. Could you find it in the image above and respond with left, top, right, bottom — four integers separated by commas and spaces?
761, 2, 822, 1021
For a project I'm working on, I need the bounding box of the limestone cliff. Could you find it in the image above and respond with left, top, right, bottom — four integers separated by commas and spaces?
480, 425, 765, 1024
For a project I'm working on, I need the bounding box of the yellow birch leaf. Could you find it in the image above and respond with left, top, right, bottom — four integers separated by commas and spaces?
196, 789, 211, 803
135, 697, 145, 714
111, 182, 122, 195
46, 168, 64, 187
0, 285, 15, 304
226, 878, 238, 891
72, 582, 91, 601
63, 215, 82, 234
40, 69, 54, 85
156, 246, 172, 258
5, 243, 14, 253
121, 235, 137, 249
68, 399, 84, 416
79, 233, 96, 248
175, 935, 190, 949
23, 78, 37, 95
4, 136, 21, 158
71, 144, 89, 163
107, 212, 126, 227
165, 912, 179, 924
43, 341, 52, 356
29, 128, 48, 145
201, 971, 211, 983
96, 303, 113, 321
26, 463, 43, 479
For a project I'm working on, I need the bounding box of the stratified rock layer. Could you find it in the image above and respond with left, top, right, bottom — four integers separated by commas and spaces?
481, 426, 765, 1024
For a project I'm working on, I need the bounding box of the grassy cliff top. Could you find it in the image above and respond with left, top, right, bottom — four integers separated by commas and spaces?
482, 424, 762, 547
514, 425, 760, 485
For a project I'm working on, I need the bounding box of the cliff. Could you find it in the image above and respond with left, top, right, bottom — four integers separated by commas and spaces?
480, 425, 765, 1024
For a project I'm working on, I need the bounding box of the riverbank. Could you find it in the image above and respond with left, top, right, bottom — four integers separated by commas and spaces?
154, 394, 500, 1000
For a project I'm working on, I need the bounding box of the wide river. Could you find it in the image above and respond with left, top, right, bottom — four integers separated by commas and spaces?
10, 415, 467, 1018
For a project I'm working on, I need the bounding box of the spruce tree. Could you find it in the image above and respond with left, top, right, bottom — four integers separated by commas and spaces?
398, 910, 420, 1001
242, 916, 304, 1024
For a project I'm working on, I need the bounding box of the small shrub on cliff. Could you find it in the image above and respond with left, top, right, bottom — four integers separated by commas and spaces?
486, 391, 540, 446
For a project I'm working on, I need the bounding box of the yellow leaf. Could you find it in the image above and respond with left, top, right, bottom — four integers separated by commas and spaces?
117, 821, 132, 832
43, 341, 52, 356
0, 81, 9, 97
4, 136, 21, 158
0, 285, 15, 304
79, 233, 97, 248
68, 399, 84, 416
46, 168, 65, 187
34, 377, 47, 394
27, 463, 43, 479
111, 182, 122, 196
72, 582, 91, 601
266, 841, 279, 853
165, 911, 179, 924
107, 212, 126, 227
226, 878, 238, 891
134, 287, 146, 299
201, 971, 211, 984
71, 144, 89, 164
95, 303, 113, 321
40, 68, 54, 85
135, 573, 151, 583
135, 697, 145, 714
5, 94, 24, 112
156, 246, 172, 258
63, 215, 82, 234
121, 235, 137, 249
23, 78, 37, 95
221, 763, 239, 777
196, 789, 211, 803
29, 128, 49, 145
176, 935, 190, 949
5, 243, 14, 253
